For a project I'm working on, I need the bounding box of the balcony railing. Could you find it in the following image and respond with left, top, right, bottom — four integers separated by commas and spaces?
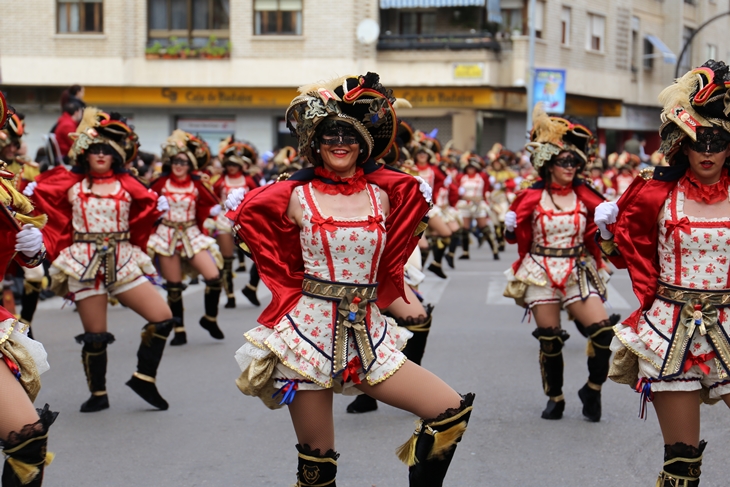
377, 32, 502, 51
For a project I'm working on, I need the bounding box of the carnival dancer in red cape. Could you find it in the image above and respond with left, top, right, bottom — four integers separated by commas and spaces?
503, 105, 616, 421
455, 153, 500, 260
0, 92, 57, 487
595, 60, 730, 486
29, 108, 175, 412
148, 130, 224, 346
227, 73, 474, 487
212, 139, 260, 308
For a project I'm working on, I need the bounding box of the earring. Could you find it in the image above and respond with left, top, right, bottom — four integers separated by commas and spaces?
316, 149, 320, 153
359, 149, 364, 153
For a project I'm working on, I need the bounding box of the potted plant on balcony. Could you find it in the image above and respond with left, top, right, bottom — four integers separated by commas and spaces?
200, 35, 230, 59
145, 41, 163, 59
163, 37, 184, 59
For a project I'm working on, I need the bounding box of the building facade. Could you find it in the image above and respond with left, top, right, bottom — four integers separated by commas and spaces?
1, 0, 728, 158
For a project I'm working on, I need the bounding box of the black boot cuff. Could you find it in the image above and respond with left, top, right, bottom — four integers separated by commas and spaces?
74, 332, 115, 345
1, 404, 58, 449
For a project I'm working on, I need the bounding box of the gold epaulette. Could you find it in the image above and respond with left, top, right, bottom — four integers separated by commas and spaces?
519, 178, 534, 190
276, 172, 292, 182
640, 167, 655, 181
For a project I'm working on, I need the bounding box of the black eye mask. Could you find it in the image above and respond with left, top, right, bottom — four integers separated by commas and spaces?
319, 126, 360, 146
688, 129, 730, 153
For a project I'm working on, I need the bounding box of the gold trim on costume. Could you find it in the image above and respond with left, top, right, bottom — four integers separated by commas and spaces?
161, 219, 197, 256
73, 231, 131, 286
133, 372, 156, 383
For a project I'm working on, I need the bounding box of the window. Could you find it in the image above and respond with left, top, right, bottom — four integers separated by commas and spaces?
679, 26, 694, 73
500, 8, 523, 34
148, 0, 230, 47
631, 16, 640, 72
254, 0, 302, 35
560, 6, 571, 45
57, 0, 103, 33
707, 43, 718, 61
533, 1, 544, 39
643, 38, 654, 70
586, 13, 605, 51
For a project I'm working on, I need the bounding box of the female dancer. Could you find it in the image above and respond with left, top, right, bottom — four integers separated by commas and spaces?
455, 155, 499, 260
0, 94, 56, 487
30, 108, 174, 412
596, 60, 730, 486
213, 140, 260, 308
503, 106, 614, 421
149, 130, 224, 345
229, 73, 474, 487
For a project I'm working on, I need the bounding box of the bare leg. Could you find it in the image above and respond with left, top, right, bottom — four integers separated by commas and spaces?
652, 390, 701, 446
115, 281, 173, 323
288, 389, 335, 452
357, 360, 461, 418
0, 361, 38, 440
158, 254, 183, 283
217, 232, 234, 258
723, 392, 730, 408
565, 296, 609, 325
428, 215, 452, 238
532, 302, 562, 329
75, 294, 109, 333
188, 251, 221, 280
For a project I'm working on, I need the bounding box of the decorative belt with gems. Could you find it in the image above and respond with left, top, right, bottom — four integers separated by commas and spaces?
655, 281, 730, 378
161, 219, 196, 256
530, 243, 605, 300
530, 243, 584, 258
73, 231, 131, 285
302, 276, 378, 376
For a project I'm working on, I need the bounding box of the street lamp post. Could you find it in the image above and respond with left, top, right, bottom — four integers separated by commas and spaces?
674, 10, 730, 78
525, 0, 537, 140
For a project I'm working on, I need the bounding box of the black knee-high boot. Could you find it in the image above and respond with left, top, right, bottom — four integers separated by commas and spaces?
242, 264, 261, 306
199, 278, 224, 339
426, 238, 448, 279
397, 393, 475, 487
222, 257, 236, 308
166, 282, 186, 346
480, 225, 499, 260
19, 279, 42, 340
445, 232, 459, 268
577, 319, 615, 422
401, 304, 434, 366
295, 444, 339, 487
75, 332, 115, 412
532, 327, 569, 419
657, 441, 706, 487
236, 247, 247, 272
458, 228, 470, 260
495, 222, 506, 251
1, 405, 57, 487
126, 319, 174, 410
420, 244, 431, 267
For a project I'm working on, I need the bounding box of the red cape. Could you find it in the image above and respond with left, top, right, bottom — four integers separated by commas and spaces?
151, 174, 220, 231
506, 178, 605, 274
226, 160, 430, 328
32, 168, 162, 260
601, 165, 684, 330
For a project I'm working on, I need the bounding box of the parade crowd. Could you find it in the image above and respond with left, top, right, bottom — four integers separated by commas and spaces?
0, 60, 729, 487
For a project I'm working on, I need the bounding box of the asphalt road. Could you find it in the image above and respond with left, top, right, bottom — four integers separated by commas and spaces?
28, 244, 730, 487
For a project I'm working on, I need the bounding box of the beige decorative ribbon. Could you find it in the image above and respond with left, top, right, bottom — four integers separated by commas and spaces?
302, 277, 378, 375
74, 231, 130, 285
575, 258, 607, 300
656, 286, 730, 378
161, 219, 196, 256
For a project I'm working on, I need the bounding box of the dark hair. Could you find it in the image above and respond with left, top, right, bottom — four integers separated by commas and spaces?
137, 150, 155, 166
63, 101, 82, 115
77, 143, 124, 174
538, 149, 584, 181
69, 85, 83, 97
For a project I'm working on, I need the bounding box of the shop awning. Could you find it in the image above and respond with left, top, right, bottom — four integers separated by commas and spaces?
645, 34, 677, 64
380, 0, 485, 8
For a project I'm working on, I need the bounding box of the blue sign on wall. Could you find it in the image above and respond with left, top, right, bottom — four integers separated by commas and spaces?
533, 68, 566, 114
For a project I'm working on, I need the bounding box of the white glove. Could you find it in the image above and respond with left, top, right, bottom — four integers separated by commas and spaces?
458, 187, 466, 196
493, 183, 502, 191
444, 175, 452, 186
489, 175, 496, 185
22, 182, 37, 197
594, 201, 619, 239
209, 205, 222, 218
505, 211, 517, 232
15, 225, 43, 257
157, 195, 169, 212
226, 188, 246, 211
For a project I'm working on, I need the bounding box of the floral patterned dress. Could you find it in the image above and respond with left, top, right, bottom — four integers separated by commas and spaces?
51, 180, 157, 290
238, 182, 410, 393
614, 188, 730, 394
214, 175, 249, 233
148, 178, 219, 258
457, 173, 489, 219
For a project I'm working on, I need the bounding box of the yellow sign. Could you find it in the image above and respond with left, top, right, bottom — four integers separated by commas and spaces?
453, 63, 484, 79
85, 87, 298, 108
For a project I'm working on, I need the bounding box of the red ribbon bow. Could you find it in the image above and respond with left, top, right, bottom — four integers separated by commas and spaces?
683, 352, 716, 374
664, 217, 692, 239
311, 215, 337, 233
366, 215, 384, 232
341, 356, 362, 385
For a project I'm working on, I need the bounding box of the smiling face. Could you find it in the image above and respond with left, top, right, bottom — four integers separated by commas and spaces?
548, 151, 581, 186
225, 162, 242, 176
682, 127, 730, 185
171, 153, 191, 178
317, 123, 363, 177
415, 151, 430, 166
86, 144, 115, 174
